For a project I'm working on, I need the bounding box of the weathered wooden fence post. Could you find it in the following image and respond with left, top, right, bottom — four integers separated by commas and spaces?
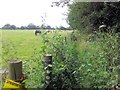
42, 54, 52, 89
3, 60, 27, 89
8, 60, 22, 81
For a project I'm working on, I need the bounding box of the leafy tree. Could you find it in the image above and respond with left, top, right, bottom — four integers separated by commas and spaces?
67, 2, 90, 30
20, 26, 27, 30
2, 24, 16, 30
2, 24, 11, 29
67, 1, 120, 32
59, 26, 66, 30
10, 25, 16, 30
89, 2, 120, 32
27, 23, 37, 29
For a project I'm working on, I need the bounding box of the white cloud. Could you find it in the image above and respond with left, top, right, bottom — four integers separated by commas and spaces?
0, 0, 69, 27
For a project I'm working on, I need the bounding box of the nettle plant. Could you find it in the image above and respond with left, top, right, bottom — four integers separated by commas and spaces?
41, 31, 80, 89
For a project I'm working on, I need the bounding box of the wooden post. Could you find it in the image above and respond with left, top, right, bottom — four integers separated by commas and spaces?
8, 60, 22, 81
42, 54, 52, 88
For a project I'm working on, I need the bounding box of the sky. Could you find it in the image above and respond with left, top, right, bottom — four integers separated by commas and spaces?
0, 0, 69, 28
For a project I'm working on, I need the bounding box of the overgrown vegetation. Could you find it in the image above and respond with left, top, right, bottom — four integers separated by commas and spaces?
1, 30, 43, 67
1, 30, 119, 89
1, 1, 119, 89
39, 30, 119, 89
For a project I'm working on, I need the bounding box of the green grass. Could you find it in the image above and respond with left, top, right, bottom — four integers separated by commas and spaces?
1, 30, 72, 68
1, 30, 43, 67
1, 30, 100, 68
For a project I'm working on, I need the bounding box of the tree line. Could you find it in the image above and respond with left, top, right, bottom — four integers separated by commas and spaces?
1, 23, 72, 30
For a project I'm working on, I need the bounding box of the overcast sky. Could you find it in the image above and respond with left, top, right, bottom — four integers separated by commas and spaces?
0, 0, 69, 28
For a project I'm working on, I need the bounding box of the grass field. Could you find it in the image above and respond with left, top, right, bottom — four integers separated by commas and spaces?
1, 30, 44, 67
1, 30, 72, 68
0, 30, 104, 68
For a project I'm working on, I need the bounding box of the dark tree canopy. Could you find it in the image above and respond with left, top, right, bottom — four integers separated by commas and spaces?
67, 1, 120, 32
27, 23, 37, 29
2, 24, 16, 30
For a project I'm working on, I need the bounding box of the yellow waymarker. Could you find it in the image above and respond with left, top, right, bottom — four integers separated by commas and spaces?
3, 79, 22, 90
